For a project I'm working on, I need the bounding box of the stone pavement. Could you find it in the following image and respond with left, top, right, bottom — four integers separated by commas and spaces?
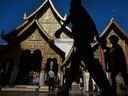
0, 85, 95, 96
0, 83, 127, 96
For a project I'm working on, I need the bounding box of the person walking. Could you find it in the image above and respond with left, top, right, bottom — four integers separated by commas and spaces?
109, 35, 128, 95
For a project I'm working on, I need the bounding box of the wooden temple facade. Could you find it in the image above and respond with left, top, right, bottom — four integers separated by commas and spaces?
0, 0, 72, 85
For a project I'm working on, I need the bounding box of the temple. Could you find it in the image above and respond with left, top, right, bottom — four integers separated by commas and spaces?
0, 0, 73, 85
94, 17, 128, 70
0, 0, 128, 87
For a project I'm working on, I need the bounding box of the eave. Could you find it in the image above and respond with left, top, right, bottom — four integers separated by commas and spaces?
92, 17, 128, 49
100, 17, 128, 42
24, 0, 66, 21
23, 0, 72, 37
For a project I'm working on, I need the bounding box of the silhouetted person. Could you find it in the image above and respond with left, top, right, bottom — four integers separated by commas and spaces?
17, 49, 32, 84
32, 49, 42, 72
0, 58, 14, 86
55, 0, 112, 95
100, 38, 111, 72
45, 58, 52, 74
109, 35, 128, 95
89, 76, 93, 96
52, 58, 59, 88
79, 67, 84, 91
47, 59, 55, 92
63, 67, 71, 96
0, 60, 7, 86
52, 58, 58, 76
46, 58, 58, 92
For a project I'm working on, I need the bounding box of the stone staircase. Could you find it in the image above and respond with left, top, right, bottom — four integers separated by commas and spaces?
1, 85, 49, 92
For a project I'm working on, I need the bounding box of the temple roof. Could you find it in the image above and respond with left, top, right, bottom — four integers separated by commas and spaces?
24, 0, 66, 21
100, 17, 128, 42
92, 17, 128, 48
14, 0, 72, 38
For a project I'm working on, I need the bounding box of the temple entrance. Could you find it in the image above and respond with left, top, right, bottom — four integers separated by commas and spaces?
16, 49, 42, 85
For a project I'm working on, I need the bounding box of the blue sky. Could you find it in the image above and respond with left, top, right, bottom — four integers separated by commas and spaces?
0, 0, 128, 35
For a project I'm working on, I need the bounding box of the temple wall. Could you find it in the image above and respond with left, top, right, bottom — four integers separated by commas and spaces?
20, 28, 62, 66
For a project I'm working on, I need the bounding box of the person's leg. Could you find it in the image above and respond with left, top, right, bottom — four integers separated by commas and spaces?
82, 50, 113, 96
111, 71, 118, 95
48, 79, 51, 92
121, 68, 128, 95
121, 67, 128, 87
63, 80, 70, 96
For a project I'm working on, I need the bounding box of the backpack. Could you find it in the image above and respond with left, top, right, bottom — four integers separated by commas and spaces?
48, 70, 55, 78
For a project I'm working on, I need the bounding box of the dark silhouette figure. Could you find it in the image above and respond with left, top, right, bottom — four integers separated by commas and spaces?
31, 49, 42, 86
0, 58, 14, 86
52, 58, 58, 76
100, 38, 111, 72
108, 35, 128, 95
79, 67, 84, 91
70, 48, 81, 83
63, 67, 71, 96
52, 58, 59, 88
17, 49, 42, 84
17, 49, 32, 84
32, 49, 42, 72
55, 0, 112, 95
89, 76, 94, 96
45, 58, 52, 74
46, 58, 56, 92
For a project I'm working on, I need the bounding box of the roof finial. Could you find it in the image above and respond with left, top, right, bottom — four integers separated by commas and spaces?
23, 12, 27, 20
110, 17, 115, 22
64, 14, 67, 20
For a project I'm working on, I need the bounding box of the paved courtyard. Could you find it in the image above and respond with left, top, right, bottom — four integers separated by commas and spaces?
0, 83, 127, 96
0, 85, 97, 96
